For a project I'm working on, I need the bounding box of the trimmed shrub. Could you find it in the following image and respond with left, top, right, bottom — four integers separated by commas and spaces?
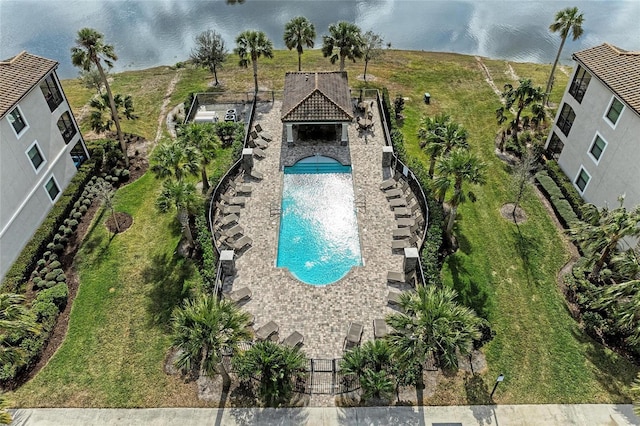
31, 300, 60, 323
68, 219, 79, 229
545, 160, 584, 218
36, 282, 69, 310
195, 213, 217, 293
48, 260, 61, 270
79, 205, 88, 213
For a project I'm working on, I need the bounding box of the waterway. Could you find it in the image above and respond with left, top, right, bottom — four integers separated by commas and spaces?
1, 0, 639, 78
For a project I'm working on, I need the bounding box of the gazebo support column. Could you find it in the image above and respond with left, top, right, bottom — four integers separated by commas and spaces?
341, 123, 348, 146
286, 123, 294, 146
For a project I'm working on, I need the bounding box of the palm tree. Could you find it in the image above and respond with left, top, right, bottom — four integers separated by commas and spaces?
0, 394, 11, 425
71, 28, 128, 167
568, 197, 640, 281
0, 293, 39, 367
433, 148, 487, 239
595, 279, 640, 344
361, 30, 383, 81
283, 17, 316, 72
321, 21, 364, 72
632, 372, 640, 416
418, 114, 469, 178
190, 29, 227, 86
496, 79, 544, 145
234, 30, 274, 93
232, 340, 307, 407
88, 92, 138, 134
179, 122, 220, 193
386, 285, 482, 371
171, 295, 251, 387
340, 340, 394, 401
150, 138, 200, 182
545, 7, 585, 103
156, 179, 201, 245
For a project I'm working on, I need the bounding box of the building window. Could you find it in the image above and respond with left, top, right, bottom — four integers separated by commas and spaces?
557, 103, 575, 137
575, 167, 590, 193
57, 111, 77, 144
546, 132, 564, 160
7, 107, 28, 136
605, 97, 624, 126
588, 134, 607, 163
70, 141, 88, 169
568, 65, 591, 103
26, 142, 45, 172
40, 74, 63, 112
44, 176, 60, 202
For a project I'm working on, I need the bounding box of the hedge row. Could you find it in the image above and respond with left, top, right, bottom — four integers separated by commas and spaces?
2, 159, 99, 293
544, 160, 584, 219
195, 213, 217, 293
535, 171, 579, 227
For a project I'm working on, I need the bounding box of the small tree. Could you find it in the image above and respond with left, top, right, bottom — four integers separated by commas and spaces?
150, 138, 200, 182
0, 293, 40, 368
393, 95, 405, 120
94, 180, 120, 234
509, 151, 537, 223
233, 340, 307, 407
361, 30, 383, 81
88, 93, 138, 134
0, 394, 11, 425
156, 179, 201, 246
179, 122, 220, 193
496, 79, 544, 147
190, 29, 227, 86
632, 372, 640, 416
595, 279, 640, 345
78, 66, 104, 94
341, 340, 394, 402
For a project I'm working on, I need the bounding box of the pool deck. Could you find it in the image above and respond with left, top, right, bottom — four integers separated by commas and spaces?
226, 100, 410, 359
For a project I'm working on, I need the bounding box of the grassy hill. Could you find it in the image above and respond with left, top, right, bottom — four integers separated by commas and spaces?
9, 49, 637, 407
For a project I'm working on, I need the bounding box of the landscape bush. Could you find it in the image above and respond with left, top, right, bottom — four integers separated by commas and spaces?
545, 160, 584, 218
535, 172, 578, 227
194, 213, 218, 293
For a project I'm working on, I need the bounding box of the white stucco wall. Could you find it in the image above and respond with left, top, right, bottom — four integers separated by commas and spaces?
0, 72, 84, 281
548, 65, 640, 212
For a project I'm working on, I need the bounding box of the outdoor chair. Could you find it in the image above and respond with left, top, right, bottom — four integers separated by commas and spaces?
220, 204, 241, 215
385, 188, 404, 199
249, 170, 264, 181
393, 207, 411, 218
254, 123, 264, 133
387, 271, 406, 284
230, 235, 253, 251
253, 147, 267, 159
392, 227, 411, 239
396, 217, 415, 228
250, 130, 259, 139
231, 182, 252, 196
255, 321, 279, 341
373, 319, 388, 339
248, 137, 268, 150
387, 289, 404, 306
260, 132, 273, 142
344, 322, 364, 350
282, 331, 304, 348
223, 287, 252, 304
220, 213, 239, 227
223, 224, 244, 239
388, 197, 407, 208
220, 193, 247, 206
392, 239, 410, 250
380, 179, 396, 191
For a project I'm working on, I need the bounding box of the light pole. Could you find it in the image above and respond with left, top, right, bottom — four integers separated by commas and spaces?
490, 373, 504, 399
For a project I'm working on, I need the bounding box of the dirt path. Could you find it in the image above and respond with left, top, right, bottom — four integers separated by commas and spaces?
506, 62, 519, 81
154, 69, 183, 143
475, 56, 503, 99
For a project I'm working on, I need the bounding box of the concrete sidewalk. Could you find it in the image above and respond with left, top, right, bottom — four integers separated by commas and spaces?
9, 404, 639, 425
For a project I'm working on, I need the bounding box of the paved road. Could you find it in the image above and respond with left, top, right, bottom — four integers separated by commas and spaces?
9, 404, 640, 425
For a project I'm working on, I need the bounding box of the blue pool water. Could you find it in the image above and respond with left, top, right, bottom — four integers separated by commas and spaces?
277, 156, 362, 285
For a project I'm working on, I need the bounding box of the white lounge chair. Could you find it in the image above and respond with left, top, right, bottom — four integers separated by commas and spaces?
282, 331, 304, 348
230, 235, 252, 251
224, 287, 252, 303
387, 271, 406, 284
373, 319, 388, 339
256, 321, 279, 341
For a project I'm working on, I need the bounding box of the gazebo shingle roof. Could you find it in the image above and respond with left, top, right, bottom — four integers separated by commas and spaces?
573, 43, 640, 115
281, 71, 354, 122
0, 51, 58, 118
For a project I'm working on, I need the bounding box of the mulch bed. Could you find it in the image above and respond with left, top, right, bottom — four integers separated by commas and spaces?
105, 212, 133, 234
499, 203, 527, 224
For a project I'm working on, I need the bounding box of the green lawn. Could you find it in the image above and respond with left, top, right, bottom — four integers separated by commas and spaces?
9, 49, 637, 406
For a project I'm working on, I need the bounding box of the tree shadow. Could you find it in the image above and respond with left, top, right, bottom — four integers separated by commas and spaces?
227, 404, 308, 426
510, 226, 542, 287
143, 251, 195, 331
464, 374, 495, 426
446, 255, 493, 319
337, 406, 424, 426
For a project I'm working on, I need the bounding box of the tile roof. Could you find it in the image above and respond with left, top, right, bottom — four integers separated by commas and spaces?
281, 71, 354, 122
573, 43, 640, 115
0, 51, 58, 118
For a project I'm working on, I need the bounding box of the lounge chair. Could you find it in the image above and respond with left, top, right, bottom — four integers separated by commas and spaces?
392, 227, 411, 239
392, 239, 410, 250
385, 188, 404, 199
230, 235, 252, 251
254, 123, 264, 133
220, 193, 247, 206
256, 321, 279, 341
248, 137, 268, 149
250, 130, 259, 139
260, 132, 273, 142
394, 207, 411, 217
232, 183, 252, 196
223, 224, 244, 239
220, 213, 239, 227
253, 147, 267, 158
387, 271, 406, 284
380, 179, 396, 191
224, 287, 252, 303
388, 197, 407, 208
344, 322, 364, 350
396, 217, 415, 228
221, 204, 242, 215
373, 319, 388, 339
387, 290, 404, 306
282, 331, 304, 348
249, 170, 264, 181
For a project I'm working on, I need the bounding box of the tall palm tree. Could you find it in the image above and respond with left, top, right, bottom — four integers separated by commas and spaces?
0, 293, 39, 367
321, 21, 364, 72
179, 122, 220, 193
234, 30, 274, 93
150, 138, 200, 182
72, 28, 129, 167
545, 7, 585, 103
283, 17, 316, 72
568, 198, 640, 281
232, 340, 307, 407
171, 295, 251, 386
496, 79, 544, 145
386, 285, 482, 371
418, 114, 469, 178
156, 179, 201, 245
433, 148, 487, 239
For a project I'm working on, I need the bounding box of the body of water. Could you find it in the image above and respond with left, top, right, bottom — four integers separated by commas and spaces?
277, 156, 362, 286
1, 0, 639, 79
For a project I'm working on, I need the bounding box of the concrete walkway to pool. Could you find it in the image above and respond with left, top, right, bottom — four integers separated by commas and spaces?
10, 404, 640, 425
224, 99, 408, 359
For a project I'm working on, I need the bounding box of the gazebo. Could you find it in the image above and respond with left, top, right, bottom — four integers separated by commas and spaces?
281, 71, 354, 146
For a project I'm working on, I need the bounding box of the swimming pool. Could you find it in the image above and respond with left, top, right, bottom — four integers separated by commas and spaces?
276, 156, 362, 285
